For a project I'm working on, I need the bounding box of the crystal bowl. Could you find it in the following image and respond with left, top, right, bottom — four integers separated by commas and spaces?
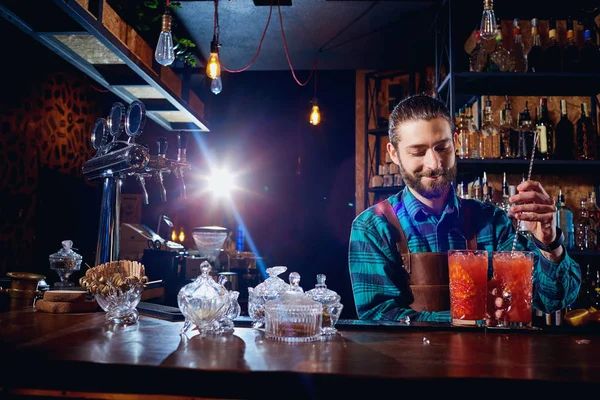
95, 284, 143, 325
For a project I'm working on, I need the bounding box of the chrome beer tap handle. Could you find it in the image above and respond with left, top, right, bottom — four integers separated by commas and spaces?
136, 173, 150, 205
172, 131, 191, 199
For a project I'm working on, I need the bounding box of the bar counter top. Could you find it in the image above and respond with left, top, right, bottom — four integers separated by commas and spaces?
1, 308, 599, 399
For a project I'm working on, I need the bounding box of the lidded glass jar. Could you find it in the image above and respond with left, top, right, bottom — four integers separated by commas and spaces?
306, 274, 344, 335
49, 240, 83, 287
247, 266, 290, 329
178, 261, 230, 335
264, 272, 322, 342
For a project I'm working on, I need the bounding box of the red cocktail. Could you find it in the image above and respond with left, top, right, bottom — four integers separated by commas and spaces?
448, 250, 489, 326
491, 251, 534, 327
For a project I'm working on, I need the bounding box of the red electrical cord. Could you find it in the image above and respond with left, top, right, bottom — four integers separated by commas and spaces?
221, 1, 274, 73
277, 0, 316, 87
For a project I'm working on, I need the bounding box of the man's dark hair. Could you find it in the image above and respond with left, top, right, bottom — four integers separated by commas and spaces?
388, 94, 452, 148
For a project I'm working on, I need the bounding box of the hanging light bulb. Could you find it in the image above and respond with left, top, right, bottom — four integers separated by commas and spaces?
178, 227, 185, 243
171, 229, 177, 242
206, 36, 221, 79
211, 76, 222, 95
309, 99, 321, 126
479, 0, 498, 40
155, 10, 175, 66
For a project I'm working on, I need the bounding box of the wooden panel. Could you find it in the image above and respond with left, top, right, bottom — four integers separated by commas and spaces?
101, 0, 127, 47
160, 66, 182, 98
189, 89, 205, 120
126, 26, 154, 73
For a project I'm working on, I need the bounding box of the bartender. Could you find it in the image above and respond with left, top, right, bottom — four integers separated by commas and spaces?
348, 94, 581, 322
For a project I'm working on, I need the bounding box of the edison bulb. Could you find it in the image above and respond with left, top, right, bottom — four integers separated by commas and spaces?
178, 228, 185, 243
206, 52, 221, 79
309, 105, 321, 125
211, 76, 222, 95
171, 229, 177, 242
155, 13, 175, 66
479, 0, 497, 40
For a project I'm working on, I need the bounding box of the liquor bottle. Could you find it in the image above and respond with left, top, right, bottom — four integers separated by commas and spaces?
469, 31, 491, 72
576, 103, 597, 160
574, 198, 590, 250
498, 172, 511, 212
562, 16, 580, 72
481, 97, 500, 159
457, 107, 469, 159
543, 17, 563, 72
554, 99, 575, 160
535, 98, 554, 160
518, 101, 535, 159
585, 191, 600, 250
527, 18, 544, 72
466, 106, 481, 159
579, 17, 600, 73
490, 21, 514, 72
556, 189, 575, 249
510, 18, 528, 72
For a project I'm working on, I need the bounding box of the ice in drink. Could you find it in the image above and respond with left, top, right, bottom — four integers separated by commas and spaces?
448, 250, 489, 326
490, 251, 534, 327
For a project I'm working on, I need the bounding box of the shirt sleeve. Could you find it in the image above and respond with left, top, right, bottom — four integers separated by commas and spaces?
348, 210, 450, 323
493, 209, 582, 313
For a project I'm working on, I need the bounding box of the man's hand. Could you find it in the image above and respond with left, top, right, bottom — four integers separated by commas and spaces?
509, 180, 563, 261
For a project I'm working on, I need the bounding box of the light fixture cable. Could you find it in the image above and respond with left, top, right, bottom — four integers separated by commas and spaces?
277, 0, 317, 86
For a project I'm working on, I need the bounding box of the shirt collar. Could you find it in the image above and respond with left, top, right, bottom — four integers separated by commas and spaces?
401, 185, 460, 222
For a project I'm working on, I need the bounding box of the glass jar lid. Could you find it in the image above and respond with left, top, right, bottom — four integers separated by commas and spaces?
49, 240, 82, 265
305, 274, 341, 307
265, 272, 321, 313
253, 266, 290, 298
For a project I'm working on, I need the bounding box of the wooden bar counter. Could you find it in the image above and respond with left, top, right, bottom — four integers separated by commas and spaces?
1, 308, 599, 399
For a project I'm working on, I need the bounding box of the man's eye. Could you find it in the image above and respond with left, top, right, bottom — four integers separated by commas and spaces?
437, 146, 451, 152
411, 152, 425, 157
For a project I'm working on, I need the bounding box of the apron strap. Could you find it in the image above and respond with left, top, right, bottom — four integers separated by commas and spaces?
377, 200, 411, 273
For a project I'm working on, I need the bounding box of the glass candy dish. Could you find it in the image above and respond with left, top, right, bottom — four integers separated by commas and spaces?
306, 274, 344, 335
264, 272, 322, 343
178, 261, 230, 335
247, 266, 290, 329
49, 240, 82, 288
79, 260, 147, 325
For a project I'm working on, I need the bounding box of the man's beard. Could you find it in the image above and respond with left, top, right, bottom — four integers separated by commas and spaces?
398, 160, 457, 200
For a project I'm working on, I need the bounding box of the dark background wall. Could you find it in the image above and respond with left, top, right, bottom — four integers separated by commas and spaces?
0, 21, 357, 317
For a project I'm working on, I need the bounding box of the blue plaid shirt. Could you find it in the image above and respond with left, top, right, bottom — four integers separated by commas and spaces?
349, 187, 582, 322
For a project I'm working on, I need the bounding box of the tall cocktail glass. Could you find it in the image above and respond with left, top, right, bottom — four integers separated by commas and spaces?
490, 251, 534, 328
448, 250, 488, 326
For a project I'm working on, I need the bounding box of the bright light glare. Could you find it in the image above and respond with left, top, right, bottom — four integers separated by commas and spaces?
208, 169, 235, 198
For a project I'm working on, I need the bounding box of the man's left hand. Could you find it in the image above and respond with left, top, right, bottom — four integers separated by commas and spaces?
509, 180, 557, 245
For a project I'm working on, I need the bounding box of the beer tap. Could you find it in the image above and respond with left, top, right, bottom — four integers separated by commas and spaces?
172, 131, 191, 199
154, 137, 170, 202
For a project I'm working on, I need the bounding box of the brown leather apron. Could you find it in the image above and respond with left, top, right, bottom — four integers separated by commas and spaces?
377, 200, 477, 312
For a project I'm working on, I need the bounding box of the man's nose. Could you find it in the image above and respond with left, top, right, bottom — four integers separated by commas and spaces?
424, 149, 441, 170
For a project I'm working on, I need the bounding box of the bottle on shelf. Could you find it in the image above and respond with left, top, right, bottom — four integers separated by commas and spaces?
466, 106, 481, 159
562, 16, 580, 73
497, 172, 511, 212
517, 101, 535, 159
457, 107, 469, 159
490, 20, 514, 72
499, 97, 518, 159
543, 17, 563, 72
578, 16, 600, 73
585, 191, 600, 250
481, 96, 500, 159
527, 18, 543, 72
510, 18, 528, 73
554, 99, 575, 160
575, 103, 597, 160
535, 98, 554, 160
469, 30, 491, 73
575, 198, 591, 250
556, 189, 574, 250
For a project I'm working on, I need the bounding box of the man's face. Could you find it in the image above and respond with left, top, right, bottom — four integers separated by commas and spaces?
387, 117, 456, 200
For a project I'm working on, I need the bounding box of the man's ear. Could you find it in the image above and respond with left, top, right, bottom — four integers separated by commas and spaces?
387, 142, 400, 165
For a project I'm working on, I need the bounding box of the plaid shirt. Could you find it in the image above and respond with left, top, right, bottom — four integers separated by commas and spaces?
349, 187, 582, 322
